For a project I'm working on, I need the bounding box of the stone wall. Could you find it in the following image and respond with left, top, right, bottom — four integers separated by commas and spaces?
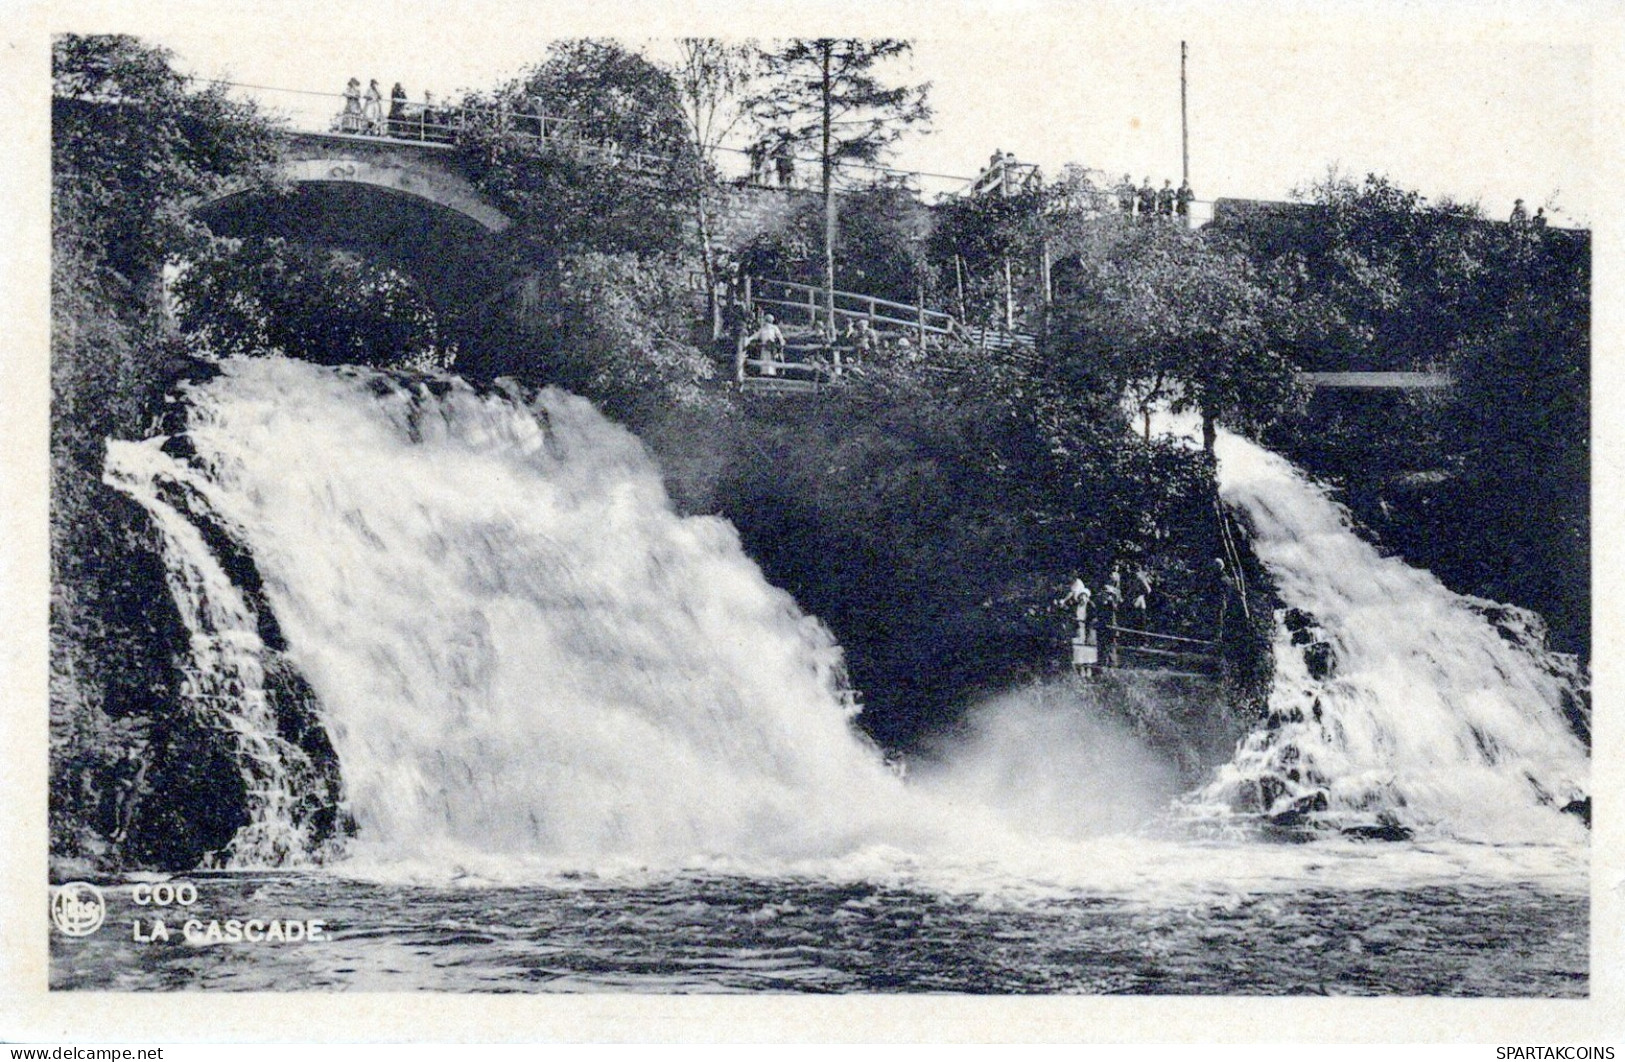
708, 183, 820, 252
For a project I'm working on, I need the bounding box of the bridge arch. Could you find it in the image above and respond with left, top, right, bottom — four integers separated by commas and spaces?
192, 133, 524, 331
202, 151, 511, 236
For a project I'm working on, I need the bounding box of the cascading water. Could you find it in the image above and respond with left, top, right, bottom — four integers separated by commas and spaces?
103, 446, 328, 865
1189, 428, 1589, 843
76, 359, 1592, 995
104, 357, 1589, 873
104, 356, 918, 867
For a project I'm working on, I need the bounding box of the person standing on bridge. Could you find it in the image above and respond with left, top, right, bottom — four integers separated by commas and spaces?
339, 77, 363, 133
1176, 179, 1195, 224
1156, 179, 1176, 220
362, 79, 383, 134
388, 82, 408, 137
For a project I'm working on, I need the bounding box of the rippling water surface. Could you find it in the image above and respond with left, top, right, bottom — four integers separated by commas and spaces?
51, 842, 1587, 995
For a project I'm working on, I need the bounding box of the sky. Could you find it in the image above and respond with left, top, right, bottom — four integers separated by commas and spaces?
41, 0, 1609, 226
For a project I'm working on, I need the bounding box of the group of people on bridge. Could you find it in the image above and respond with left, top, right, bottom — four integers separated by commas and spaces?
335, 78, 456, 143
1116, 174, 1196, 223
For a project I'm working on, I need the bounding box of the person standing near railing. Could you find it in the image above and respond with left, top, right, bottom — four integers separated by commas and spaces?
362, 79, 383, 134
388, 82, 408, 137
738, 313, 785, 378
1100, 565, 1123, 666
338, 77, 363, 133
1058, 578, 1097, 673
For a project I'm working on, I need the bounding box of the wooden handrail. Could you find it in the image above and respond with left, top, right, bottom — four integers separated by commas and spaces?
748, 276, 957, 333
747, 296, 954, 337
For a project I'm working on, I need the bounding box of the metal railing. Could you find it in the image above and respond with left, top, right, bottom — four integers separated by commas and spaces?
193, 80, 676, 174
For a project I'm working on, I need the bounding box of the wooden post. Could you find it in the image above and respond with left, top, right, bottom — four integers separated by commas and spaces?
1181, 41, 1190, 189
1041, 237, 1053, 307
743, 275, 753, 318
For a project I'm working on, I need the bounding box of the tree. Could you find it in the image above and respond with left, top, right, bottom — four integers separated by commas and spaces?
458, 39, 699, 256
669, 39, 758, 338
1052, 225, 1300, 451
747, 40, 931, 327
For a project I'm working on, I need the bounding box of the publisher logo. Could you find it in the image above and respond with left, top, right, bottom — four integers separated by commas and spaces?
51, 882, 106, 937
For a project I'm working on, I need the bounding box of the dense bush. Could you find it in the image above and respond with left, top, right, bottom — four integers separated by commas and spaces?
172, 238, 453, 368
715, 356, 1233, 748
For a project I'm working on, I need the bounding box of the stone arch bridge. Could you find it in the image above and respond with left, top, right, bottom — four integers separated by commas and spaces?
196, 131, 522, 332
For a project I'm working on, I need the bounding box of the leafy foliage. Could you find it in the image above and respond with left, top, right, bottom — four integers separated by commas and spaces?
457, 39, 701, 257
171, 238, 452, 368
52, 34, 284, 869
1050, 223, 1301, 448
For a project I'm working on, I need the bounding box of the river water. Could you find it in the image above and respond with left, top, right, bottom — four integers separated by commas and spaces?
49, 845, 1588, 994
64, 357, 1587, 995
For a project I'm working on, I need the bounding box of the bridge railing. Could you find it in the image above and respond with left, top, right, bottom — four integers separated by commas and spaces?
205, 80, 675, 174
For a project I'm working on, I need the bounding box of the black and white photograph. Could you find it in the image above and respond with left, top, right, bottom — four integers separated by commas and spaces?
7, 0, 1622, 1042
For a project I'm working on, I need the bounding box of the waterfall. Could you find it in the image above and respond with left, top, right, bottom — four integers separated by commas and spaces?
1191, 429, 1589, 842
104, 356, 911, 866
102, 442, 328, 865
105, 359, 1587, 868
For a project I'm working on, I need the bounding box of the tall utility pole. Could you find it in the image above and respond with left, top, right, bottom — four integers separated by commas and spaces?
1180, 41, 1190, 187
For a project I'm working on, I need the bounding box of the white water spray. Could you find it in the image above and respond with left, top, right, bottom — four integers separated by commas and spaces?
105, 360, 1588, 873
102, 445, 325, 864
1194, 429, 1589, 842
106, 357, 920, 865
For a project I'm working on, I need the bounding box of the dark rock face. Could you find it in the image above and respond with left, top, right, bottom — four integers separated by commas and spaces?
1561, 797, 1591, 828
60, 432, 347, 872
